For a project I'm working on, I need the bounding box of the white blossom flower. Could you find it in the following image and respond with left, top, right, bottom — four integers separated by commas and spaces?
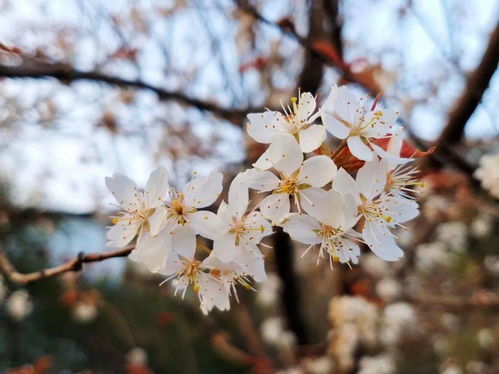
160, 240, 264, 314
211, 173, 272, 262
333, 161, 419, 261
321, 85, 397, 161
474, 153, 499, 199
6, 289, 33, 321
106, 166, 169, 248
247, 92, 325, 168
245, 134, 337, 224
129, 171, 223, 272
281, 189, 360, 266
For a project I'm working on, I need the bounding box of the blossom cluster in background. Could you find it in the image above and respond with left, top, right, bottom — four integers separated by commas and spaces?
105, 85, 426, 313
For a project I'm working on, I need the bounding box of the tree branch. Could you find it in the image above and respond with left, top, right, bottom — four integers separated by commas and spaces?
0, 63, 252, 123
436, 21, 499, 146
234, 0, 373, 94
0, 245, 134, 285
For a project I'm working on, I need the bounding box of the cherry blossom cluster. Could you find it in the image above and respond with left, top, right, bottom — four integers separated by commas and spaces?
105, 85, 424, 314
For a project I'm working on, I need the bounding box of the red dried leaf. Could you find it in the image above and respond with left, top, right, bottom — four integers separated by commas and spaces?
276, 17, 295, 32
333, 136, 434, 172
125, 363, 153, 374
239, 56, 269, 72
110, 47, 138, 61
333, 146, 364, 172
0, 42, 21, 54
311, 40, 346, 70
156, 312, 176, 327
370, 137, 436, 159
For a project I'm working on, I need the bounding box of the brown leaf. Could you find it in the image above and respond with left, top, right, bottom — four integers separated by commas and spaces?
311, 40, 346, 69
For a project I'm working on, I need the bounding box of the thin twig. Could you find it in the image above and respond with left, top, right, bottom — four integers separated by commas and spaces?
0, 63, 253, 122
0, 245, 134, 285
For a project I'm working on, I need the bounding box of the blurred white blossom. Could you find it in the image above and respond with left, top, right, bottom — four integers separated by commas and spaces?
474, 153, 499, 199
6, 289, 33, 321
256, 273, 281, 307
376, 277, 401, 302
416, 242, 450, 271
362, 253, 390, 278
328, 296, 378, 371
72, 302, 98, 323
126, 347, 148, 365
380, 302, 417, 346
436, 222, 467, 251
358, 354, 395, 374
483, 256, 499, 276
470, 214, 493, 238
303, 356, 334, 374
261, 317, 296, 349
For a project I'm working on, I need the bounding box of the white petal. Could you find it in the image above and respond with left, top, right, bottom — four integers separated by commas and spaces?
356, 160, 388, 199
267, 134, 303, 176
362, 222, 403, 261
247, 111, 287, 143
243, 211, 273, 242
105, 174, 142, 212
387, 130, 404, 155
217, 201, 234, 229
212, 233, 238, 262
144, 166, 169, 208
259, 193, 290, 225
332, 168, 361, 204
298, 155, 337, 187
347, 136, 373, 161
281, 214, 321, 245
323, 85, 362, 126
106, 218, 140, 247
384, 196, 419, 223
244, 169, 280, 192
159, 251, 183, 276
322, 112, 350, 139
296, 92, 316, 123
236, 247, 267, 282
252, 146, 273, 170
372, 143, 412, 165
172, 225, 197, 260
129, 229, 171, 272
300, 188, 345, 227
298, 125, 326, 152
362, 108, 397, 138
228, 173, 249, 219
148, 206, 167, 236
184, 171, 223, 208
338, 239, 361, 264
198, 273, 230, 314
188, 210, 223, 240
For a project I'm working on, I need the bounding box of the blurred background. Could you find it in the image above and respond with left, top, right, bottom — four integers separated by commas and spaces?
0, 0, 498, 373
